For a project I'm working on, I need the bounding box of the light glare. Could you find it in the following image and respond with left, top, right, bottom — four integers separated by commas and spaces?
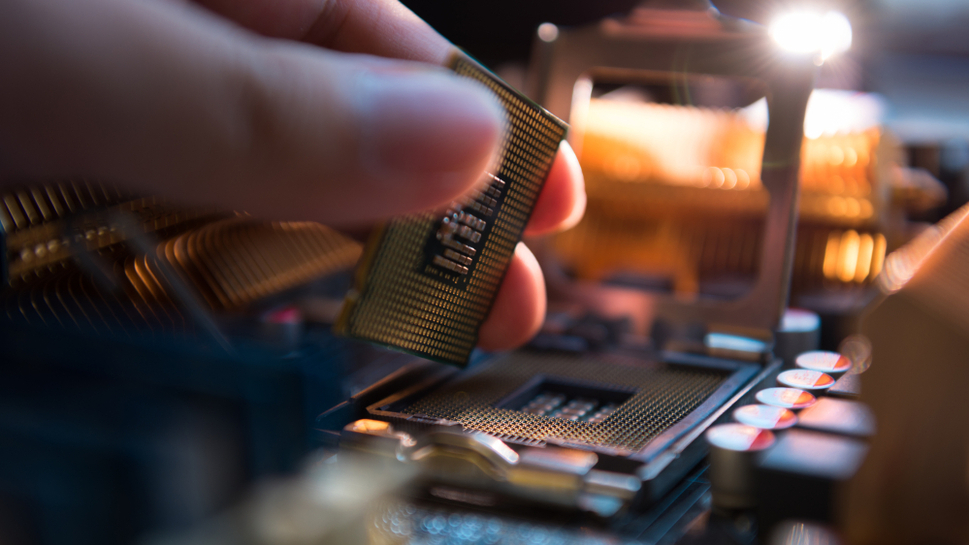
770, 11, 852, 60
537, 23, 559, 43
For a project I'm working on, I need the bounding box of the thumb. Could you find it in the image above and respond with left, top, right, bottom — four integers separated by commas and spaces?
0, 0, 503, 226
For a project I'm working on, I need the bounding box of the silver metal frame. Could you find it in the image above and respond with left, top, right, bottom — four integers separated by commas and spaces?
528, 6, 817, 339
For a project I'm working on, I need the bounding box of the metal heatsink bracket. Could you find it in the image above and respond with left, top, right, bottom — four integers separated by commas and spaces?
527, 3, 818, 346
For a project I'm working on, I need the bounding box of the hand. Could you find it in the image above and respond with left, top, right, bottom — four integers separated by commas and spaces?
0, 0, 586, 351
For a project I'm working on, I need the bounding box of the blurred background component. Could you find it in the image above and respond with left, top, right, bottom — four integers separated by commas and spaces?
548, 89, 941, 309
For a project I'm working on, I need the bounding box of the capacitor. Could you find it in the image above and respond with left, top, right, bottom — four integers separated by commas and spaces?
733, 404, 798, 430
756, 387, 817, 410
777, 369, 835, 391
774, 309, 822, 368
705, 423, 775, 510
794, 351, 851, 375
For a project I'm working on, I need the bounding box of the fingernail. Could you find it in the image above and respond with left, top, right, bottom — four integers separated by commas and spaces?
355, 69, 504, 179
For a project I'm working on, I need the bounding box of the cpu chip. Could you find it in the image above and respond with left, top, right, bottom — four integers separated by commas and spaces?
335, 51, 568, 366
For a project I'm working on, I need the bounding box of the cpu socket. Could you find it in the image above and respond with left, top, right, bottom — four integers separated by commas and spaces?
362, 348, 762, 503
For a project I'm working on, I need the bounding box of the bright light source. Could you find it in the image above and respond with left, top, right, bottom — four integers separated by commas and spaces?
818, 12, 852, 59
803, 89, 884, 139
770, 11, 852, 60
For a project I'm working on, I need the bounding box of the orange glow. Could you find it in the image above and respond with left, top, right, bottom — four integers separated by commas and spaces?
580, 98, 880, 206
581, 99, 766, 189
870, 234, 886, 279
827, 197, 847, 217
838, 230, 861, 282
829, 146, 845, 166
844, 147, 858, 167
736, 169, 751, 189
562, 96, 892, 290
822, 232, 841, 279
710, 167, 725, 188
845, 198, 861, 218
821, 229, 883, 283
830, 175, 845, 194
347, 419, 392, 434
855, 233, 874, 282
611, 155, 642, 181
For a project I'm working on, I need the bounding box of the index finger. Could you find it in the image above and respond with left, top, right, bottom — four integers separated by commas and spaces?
196, 0, 587, 235
194, 0, 452, 63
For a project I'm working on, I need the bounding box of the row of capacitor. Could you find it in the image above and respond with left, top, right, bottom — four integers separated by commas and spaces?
704, 347, 874, 541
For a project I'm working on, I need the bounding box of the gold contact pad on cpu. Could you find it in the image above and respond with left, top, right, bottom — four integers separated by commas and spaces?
335, 51, 568, 366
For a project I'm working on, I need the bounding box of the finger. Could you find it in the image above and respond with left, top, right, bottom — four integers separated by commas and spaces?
0, 0, 502, 226
477, 243, 545, 352
525, 141, 587, 236
193, 0, 588, 235
193, 0, 452, 63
